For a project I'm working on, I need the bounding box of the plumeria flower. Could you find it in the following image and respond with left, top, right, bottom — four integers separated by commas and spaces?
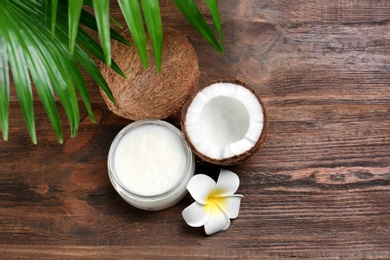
182, 169, 243, 235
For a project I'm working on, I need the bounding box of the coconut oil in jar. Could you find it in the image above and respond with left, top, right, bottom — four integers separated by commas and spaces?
108, 120, 195, 210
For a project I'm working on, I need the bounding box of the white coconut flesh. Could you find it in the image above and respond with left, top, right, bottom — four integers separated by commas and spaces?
184, 82, 264, 160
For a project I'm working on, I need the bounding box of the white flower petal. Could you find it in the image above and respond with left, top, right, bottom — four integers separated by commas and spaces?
204, 205, 230, 235
223, 217, 231, 231
182, 202, 210, 227
187, 174, 216, 205
215, 195, 243, 219
213, 169, 240, 196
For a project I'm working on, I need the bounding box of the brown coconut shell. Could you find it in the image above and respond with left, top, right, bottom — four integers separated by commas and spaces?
99, 28, 199, 120
181, 79, 269, 166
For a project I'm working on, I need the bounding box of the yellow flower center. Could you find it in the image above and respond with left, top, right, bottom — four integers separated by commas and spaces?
205, 189, 226, 216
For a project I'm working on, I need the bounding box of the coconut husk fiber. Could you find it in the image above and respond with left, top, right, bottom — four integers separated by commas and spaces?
99, 28, 199, 120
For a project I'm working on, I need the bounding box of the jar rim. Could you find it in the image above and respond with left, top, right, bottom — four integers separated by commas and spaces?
108, 119, 195, 201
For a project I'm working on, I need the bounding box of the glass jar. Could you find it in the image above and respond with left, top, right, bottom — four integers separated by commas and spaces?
107, 119, 195, 210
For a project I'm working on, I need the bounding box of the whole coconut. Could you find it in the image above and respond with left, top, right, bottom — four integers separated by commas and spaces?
99, 28, 199, 120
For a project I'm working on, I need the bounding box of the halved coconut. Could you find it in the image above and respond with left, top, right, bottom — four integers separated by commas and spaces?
99, 28, 199, 120
181, 80, 268, 165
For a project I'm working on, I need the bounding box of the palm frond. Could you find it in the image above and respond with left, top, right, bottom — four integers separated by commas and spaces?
118, 0, 149, 69
174, 0, 224, 54
55, 0, 126, 79
78, 8, 130, 46
1, 4, 36, 143
0, 36, 10, 141
68, 0, 83, 54
204, 0, 224, 52
51, 0, 58, 37
141, 0, 163, 72
0, 0, 116, 143
92, 0, 111, 66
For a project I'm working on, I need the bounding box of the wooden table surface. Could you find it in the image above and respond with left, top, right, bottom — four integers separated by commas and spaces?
1, 1, 390, 259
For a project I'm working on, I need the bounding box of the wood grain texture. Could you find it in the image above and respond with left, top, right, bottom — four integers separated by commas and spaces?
1, 0, 390, 258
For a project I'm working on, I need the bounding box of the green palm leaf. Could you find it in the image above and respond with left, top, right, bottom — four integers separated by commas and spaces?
50, 0, 117, 105
0, 0, 118, 143
51, 0, 58, 37
4, 1, 78, 141
68, 0, 83, 54
54, 1, 125, 79
54, 3, 117, 104
0, 36, 10, 141
174, 0, 224, 54
141, 0, 163, 72
73, 40, 116, 103
118, 0, 148, 69
0, 5, 36, 143
92, 0, 111, 66
14, 9, 64, 142
78, 8, 130, 46
204, 0, 224, 51
25, 43, 63, 143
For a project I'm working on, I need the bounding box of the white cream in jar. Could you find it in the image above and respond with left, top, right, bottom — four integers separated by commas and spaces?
108, 120, 195, 210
